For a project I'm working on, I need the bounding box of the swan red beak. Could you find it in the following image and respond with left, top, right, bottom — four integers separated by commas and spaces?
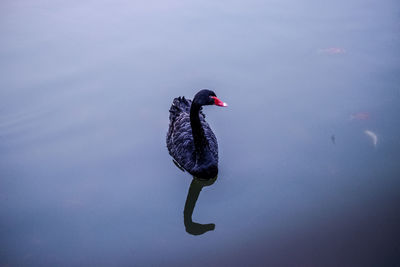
211, 96, 228, 107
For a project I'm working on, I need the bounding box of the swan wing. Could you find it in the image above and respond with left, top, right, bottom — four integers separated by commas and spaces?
167, 111, 196, 172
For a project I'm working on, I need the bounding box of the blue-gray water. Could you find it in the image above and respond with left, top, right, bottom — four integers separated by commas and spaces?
1, 0, 399, 266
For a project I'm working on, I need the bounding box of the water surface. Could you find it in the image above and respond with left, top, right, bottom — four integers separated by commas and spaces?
1, 0, 399, 266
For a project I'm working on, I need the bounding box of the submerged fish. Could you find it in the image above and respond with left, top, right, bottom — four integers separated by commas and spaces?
331, 134, 336, 144
365, 130, 378, 147
318, 47, 346, 54
351, 112, 370, 120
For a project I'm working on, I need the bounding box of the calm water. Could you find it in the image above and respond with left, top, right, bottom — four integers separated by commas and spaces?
1, 0, 400, 266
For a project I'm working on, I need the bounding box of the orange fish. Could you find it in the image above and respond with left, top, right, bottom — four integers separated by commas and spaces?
318, 47, 346, 54
350, 112, 370, 120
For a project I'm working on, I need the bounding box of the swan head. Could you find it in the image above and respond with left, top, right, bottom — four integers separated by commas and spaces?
193, 89, 228, 107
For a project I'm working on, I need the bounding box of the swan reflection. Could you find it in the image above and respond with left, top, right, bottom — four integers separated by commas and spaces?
183, 176, 217, 235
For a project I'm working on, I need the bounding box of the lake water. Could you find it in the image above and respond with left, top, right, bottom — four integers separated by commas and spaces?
1, 0, 399, 266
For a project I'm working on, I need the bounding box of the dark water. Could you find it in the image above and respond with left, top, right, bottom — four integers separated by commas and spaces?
1, 0, 400, 266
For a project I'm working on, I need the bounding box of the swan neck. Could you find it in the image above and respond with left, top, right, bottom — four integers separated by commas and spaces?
190, 103, 208, 155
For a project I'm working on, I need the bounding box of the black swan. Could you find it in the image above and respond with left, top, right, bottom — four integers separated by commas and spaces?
166, 89, 227, 179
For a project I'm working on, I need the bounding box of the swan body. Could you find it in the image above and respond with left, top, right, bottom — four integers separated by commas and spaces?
166, 89, 227, 179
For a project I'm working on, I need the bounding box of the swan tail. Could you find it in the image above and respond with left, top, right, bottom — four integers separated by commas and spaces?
169, 96, 191, 121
